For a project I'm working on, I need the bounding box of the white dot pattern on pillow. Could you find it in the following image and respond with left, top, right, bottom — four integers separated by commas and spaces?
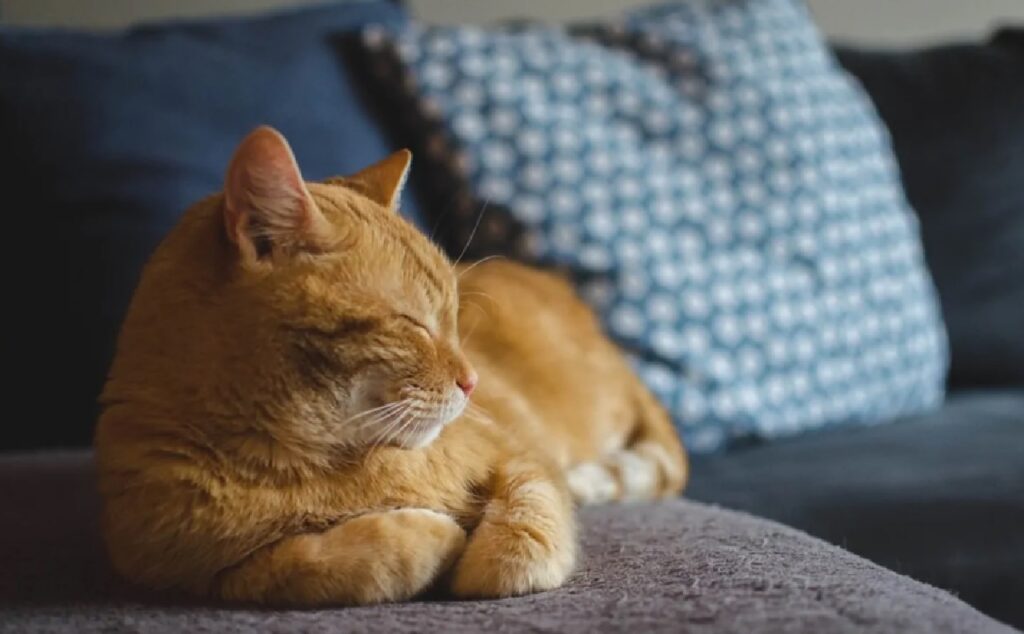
362, 0, 949, 452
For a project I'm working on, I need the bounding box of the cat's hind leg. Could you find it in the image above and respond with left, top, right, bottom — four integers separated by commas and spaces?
567, 382, 688, 505
216, 508, 466, 606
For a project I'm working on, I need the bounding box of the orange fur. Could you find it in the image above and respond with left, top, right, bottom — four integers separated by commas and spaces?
95, 127, 687, 607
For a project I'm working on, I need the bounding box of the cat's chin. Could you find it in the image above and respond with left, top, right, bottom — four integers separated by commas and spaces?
394, 405, 464, 449
398, 424, 444, 450
367, 394, 467, 450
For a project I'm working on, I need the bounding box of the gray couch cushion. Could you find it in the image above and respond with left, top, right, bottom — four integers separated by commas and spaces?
688, 390, 1024, 628
0, 451, 1014, 633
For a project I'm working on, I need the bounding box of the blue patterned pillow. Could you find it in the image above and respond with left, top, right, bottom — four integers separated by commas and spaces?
360, 0, 949, 452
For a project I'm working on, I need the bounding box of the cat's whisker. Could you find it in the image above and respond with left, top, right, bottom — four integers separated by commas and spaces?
348, 401, 403, 421
379, 405, 418, 450
348, 400, 413, 432
457, 254, 506, 279
374, 401, 413, 429
386, 413, 416, 448
459, 298, 488, 321
369, 402, 416, 451
452, 198, 490, 268
460, 290, 497, 301
459, 291, 499, 313
391, 401, 428, 446
365, 417, 400, 452
351, 408, 406, 433
458, 291, 495, 345
460, 315, 483, 346
428, 199, 453, 243
351, 403, 420, 446
342, 400, 409, 427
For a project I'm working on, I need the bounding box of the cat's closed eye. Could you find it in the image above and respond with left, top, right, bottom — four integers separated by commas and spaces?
396, 314, 434, 339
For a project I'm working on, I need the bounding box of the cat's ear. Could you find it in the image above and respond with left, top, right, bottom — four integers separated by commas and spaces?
223, 126, 333, 261
340, 149, 412, 211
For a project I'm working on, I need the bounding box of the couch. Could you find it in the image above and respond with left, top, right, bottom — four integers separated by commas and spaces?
1, 2, 1021, 632
0, 450, 1015, 633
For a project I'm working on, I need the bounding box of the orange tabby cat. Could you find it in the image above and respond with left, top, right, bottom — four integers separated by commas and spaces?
95, 126, 687, 607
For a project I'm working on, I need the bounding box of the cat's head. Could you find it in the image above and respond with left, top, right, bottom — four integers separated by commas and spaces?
116, 127, 477, 456
224, 127, 480, 452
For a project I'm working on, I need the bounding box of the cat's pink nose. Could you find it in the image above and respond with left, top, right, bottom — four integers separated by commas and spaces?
456, 370, 478, 397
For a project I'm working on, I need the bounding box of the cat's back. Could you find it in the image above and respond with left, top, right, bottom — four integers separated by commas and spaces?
456, 260, 639, 464
456, 260, 602, 349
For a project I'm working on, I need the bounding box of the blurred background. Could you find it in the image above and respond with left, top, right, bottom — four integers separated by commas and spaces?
1, 0, 1022, 631
2, 0, 1023, 44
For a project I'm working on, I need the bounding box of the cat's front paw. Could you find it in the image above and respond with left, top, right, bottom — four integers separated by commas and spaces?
449, 500, 576, 598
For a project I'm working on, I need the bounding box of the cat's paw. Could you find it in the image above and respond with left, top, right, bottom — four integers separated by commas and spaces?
567, 445, 673, 505
566, 461, 618, 505
450, 495, 575, 598
349, 508, 468, 602
218, 507, 467, 606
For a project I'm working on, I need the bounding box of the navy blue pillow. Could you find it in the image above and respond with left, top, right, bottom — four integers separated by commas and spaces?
0, 2, 413, 450
838, 30, 1024, 388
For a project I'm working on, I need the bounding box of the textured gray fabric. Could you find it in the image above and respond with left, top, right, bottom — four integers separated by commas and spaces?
0, 451, 1016, 634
